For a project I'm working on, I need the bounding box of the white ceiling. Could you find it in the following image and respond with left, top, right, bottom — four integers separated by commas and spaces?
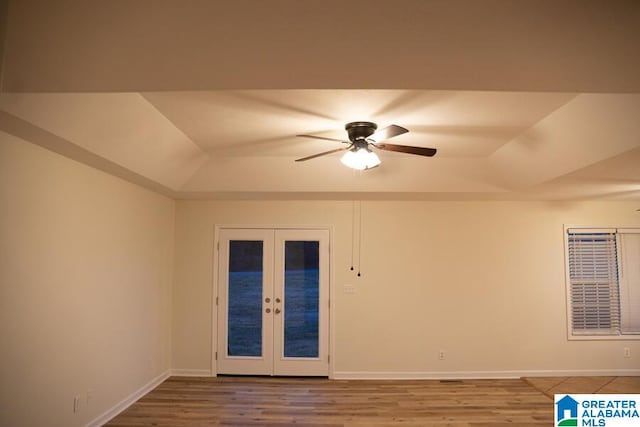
1, 0, 639, 200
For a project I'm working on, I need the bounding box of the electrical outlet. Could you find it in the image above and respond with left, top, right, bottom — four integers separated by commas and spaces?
438, 350, 445, 360
623, 347, 631, 358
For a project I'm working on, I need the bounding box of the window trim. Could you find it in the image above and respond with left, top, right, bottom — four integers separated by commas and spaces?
564, 225, 640, 341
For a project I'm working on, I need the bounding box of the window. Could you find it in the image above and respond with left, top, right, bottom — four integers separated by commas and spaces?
565, 228, 640, 338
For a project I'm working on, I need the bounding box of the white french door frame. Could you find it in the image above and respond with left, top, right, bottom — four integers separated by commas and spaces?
211, 225, 334, 378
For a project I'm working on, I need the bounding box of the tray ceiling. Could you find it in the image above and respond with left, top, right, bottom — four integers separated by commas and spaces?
1, 0, 639, 200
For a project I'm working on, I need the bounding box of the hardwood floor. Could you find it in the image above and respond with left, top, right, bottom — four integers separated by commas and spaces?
106, 376, 552, 426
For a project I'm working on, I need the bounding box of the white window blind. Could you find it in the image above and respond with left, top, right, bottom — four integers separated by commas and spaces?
567, 230, 620, 335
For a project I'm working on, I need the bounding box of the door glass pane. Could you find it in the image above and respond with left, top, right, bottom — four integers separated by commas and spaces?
228, 240, 263, 357
284, 241, 319, 358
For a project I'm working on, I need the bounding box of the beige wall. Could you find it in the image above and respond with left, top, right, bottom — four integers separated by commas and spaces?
2, 127, 639, 425
0, 132, 175, 427
173, 199, 640, 377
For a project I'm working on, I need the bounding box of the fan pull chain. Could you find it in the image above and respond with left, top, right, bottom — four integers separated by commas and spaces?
350, 200, 355, 271
357, 201, 362, 277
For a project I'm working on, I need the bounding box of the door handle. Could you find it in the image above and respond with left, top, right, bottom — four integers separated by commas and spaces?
265, 308, 271, 313
275, 298, 281, 303
275, 308, 281, 314
265, 297, 271, 303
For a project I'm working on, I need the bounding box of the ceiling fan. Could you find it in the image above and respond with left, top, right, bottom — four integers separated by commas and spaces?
295, 121, 437, 170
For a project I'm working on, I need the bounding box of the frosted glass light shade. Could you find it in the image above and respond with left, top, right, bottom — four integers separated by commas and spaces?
340, 148, 381, 170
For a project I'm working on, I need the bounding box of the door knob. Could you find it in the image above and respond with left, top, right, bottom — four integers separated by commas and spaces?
275, 298, 281, 303
265, 297, 271, 303
266, 308, 271, 313
275, 308, 281, 314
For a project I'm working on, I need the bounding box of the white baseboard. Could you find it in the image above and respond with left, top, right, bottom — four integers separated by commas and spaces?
86, 370, 170, 427
171, 368, 213, 377
332, 369, 640, 380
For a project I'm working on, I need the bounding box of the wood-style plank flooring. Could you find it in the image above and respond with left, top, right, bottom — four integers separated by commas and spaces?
106, 376, 553, 426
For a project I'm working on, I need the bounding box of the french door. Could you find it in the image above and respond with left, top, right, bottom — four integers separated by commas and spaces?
216, 228, 330, 376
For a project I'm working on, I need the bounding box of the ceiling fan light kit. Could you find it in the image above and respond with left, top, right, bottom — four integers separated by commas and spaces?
296, 121, 437, 170
340, 147, 381, 170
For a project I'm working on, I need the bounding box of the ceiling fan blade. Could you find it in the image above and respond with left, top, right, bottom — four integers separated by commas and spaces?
375, 143, 437, 157
297, 134, 348, 143
367, 124, 409, 143
295, 146, 350, 162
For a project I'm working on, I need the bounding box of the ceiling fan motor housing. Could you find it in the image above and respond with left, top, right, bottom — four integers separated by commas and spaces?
345, 121, 377, 142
